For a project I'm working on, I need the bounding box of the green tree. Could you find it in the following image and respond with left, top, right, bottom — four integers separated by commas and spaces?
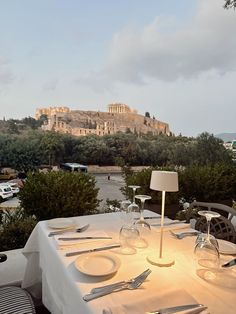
224, 0, 236, 9
40, 131, 65, 165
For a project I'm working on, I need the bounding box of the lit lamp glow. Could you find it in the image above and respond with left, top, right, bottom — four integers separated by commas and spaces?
147, 171, 179, 267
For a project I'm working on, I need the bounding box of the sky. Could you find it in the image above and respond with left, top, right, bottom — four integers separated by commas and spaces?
0, 0, 236, 137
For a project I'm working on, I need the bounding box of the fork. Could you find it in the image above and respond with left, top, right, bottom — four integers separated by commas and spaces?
90, 268, 151, 294
83, 271, 151, 301
48, 224, 90, 237
170, 230, 200, 239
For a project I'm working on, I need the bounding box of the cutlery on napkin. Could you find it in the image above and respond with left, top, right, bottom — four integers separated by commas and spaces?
102, 288, 208, 314
58, 236, 112, 241
151, 220, 186, 227
65, 243, 121, 257
145, 304, 207, 314
54, 230, 113, 249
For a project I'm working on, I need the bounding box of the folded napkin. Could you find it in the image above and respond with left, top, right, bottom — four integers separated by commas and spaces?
102, 288, 208, 314
151, 218, 190, 232
54, 230, 113, 250
171, 228, 199, 236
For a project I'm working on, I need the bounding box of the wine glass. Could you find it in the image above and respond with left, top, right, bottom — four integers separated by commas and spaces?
194, 210, 220, 269
119, 200, 132, 225
134, 195, 151, 230
127, 185, 140, 221
118, 225, 140, 255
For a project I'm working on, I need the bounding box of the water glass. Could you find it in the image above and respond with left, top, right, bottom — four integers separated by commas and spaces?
119, 225, 140, 255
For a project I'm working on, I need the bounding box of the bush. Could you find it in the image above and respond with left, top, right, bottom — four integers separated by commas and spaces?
122, 163, 236, 206
19, 171, 100, 221
0, 215, 37, 251
179, 163, 236, 201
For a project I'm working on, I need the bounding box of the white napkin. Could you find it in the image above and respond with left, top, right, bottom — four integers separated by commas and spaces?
102, 288, 208, 314
151, 218, 190, 232
171, 228, 199, 236
54, 230, 113, 249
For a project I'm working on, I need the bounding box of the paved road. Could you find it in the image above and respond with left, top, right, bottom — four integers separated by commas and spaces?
93, 174, 125, 209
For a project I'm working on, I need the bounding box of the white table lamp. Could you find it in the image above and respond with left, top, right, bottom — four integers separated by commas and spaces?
147, 170, 179, 267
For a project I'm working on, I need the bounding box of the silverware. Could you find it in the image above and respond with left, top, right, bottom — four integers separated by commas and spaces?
145, 303, 206, 314
170, 230, 200, 239
151, 221, 186, 227
83, 270, 151, 301
134, 216, 162, 220
58, 236, 112, 241
90, 268, 151, 294
65, 243, 120, 257
222, 258, 236, 268
48, 224, 90, 237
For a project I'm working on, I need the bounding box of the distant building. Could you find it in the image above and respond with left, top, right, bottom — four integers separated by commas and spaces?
35, 103, 170, 137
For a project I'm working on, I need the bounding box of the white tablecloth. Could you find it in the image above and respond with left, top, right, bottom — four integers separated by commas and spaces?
22, 211, 236, 314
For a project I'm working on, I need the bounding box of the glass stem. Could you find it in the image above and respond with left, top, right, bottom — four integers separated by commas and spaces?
206, 217, 211, 241
140, 200, 144, 221
132, 188, 136, 203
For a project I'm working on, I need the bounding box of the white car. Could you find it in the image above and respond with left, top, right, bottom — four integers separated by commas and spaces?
0, 184, 13, 202
7, 182, 20, 196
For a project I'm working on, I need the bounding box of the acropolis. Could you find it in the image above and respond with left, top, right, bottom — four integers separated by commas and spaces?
35, 103, 170, 137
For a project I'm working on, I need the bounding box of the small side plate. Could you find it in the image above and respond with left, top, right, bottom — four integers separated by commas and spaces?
48, 218, 75, 229
75, 252, 121, 277
218, 239, 236, 255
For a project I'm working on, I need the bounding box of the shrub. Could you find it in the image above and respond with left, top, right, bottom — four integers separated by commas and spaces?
179, 163, 236, 201
122, 163, 236, 206
0, 215, 37, 251
19, 171, 100, 221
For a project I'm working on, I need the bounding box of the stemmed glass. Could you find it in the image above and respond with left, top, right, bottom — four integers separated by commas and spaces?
194, 210, 220, 269
127, 185, 140, 222
119, 225, 140, 255
119, 200, 132, 225
134, 195, 151, 230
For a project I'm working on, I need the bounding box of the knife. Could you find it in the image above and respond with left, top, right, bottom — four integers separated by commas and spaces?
145, 303, 206, 314
65, 244, 121, 257
58, 236, 112, 241
134, 216, 162, 220
222, 258, 236, 268
151, 221, 186, 227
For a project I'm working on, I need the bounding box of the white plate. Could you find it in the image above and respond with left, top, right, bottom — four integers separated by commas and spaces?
218, 239, 236, 255
74, 252, 121, 277
47, 218, 75, 229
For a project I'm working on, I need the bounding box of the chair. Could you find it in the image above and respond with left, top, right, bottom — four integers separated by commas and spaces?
189, 201, 236, 243
0, 255, 36, 314
189, 200, 236, 223
195, 215, 236, 243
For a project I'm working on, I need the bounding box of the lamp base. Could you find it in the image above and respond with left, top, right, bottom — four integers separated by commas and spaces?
147, 254, 175, 267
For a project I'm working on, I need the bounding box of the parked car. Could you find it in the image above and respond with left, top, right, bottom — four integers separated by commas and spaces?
0, 171, 17, 180
6, 182, 20, 196
7, 178, 24, 189
0, 185, 13, 202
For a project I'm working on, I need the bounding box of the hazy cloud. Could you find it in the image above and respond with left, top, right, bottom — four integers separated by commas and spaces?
104, 0, 236, 83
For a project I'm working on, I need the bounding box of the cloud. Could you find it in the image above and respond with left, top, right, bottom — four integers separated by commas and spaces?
104, 0, 236, 83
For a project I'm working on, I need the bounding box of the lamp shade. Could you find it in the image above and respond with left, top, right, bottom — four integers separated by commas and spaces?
150, 171, 178, 192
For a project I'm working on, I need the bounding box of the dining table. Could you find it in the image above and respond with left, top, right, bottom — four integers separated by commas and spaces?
21, 210, 236, 314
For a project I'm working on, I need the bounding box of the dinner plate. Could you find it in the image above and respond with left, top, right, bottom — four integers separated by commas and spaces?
218, 239, 236, 255
47, 218, 75, 229
74, 252, 121, 276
